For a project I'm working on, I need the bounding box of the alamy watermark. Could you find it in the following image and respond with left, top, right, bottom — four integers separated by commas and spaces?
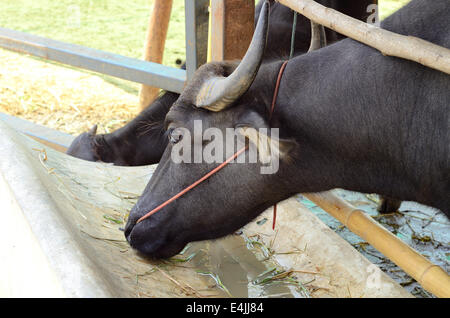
169, 120, 280, 175
67, 4, 81, 29
367, 4, 380, 27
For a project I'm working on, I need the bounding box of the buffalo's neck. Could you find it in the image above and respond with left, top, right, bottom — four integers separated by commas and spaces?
272, 37, 447, 208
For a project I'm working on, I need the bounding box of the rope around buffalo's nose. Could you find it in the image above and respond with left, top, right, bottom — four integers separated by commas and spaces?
136, 146, 248, 224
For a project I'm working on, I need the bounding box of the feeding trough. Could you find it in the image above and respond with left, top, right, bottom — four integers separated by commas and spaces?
0, 119, 411, 297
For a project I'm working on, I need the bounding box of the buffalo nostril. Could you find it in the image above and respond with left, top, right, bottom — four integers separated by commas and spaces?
124, 223, 134, 242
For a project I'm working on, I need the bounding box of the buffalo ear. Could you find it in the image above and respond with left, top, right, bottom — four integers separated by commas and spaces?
88, 124, 98, 136
236, 110, 296, 163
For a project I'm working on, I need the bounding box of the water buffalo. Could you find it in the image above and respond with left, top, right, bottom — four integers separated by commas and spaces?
124, 0, 449, 259
67, 0, 399, 212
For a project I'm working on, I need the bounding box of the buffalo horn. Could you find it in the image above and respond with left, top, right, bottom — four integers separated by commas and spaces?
195, 0, 270, 111
308, 20, 327, 52
88, 124, 98, 135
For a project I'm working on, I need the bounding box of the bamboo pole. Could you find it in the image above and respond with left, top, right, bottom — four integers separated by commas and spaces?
304, 191, 450, 298
277, 0, 450, 75
139, 0, 173, 110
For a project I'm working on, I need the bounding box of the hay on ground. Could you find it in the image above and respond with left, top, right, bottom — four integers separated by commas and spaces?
0, 48, 139, 136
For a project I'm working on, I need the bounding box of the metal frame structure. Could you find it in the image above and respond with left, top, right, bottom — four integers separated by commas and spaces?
0, 0, 211, 93
184, 0, 210, 80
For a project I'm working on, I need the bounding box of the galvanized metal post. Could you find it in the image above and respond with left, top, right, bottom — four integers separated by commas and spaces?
184, 0, 210, 81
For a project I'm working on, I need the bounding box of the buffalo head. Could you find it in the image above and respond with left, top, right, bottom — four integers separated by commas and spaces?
66, 124, 102, 162
124, 1, 302, 258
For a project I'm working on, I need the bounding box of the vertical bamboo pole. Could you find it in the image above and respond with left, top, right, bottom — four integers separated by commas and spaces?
139, 0, 173, 110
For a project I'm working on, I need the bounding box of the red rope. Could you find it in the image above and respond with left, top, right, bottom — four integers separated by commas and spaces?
136, 146, 248, 224
270, 60, 289, 230
269, 60, 289, 121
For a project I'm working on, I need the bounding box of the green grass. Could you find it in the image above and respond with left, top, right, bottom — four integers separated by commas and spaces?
379, 0, 412, 20
0, 0, 186, 66
0, 0, 186, 94
0, 0, 411, 94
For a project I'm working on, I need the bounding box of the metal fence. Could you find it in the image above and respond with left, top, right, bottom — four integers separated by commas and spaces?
0, 0, 210, 93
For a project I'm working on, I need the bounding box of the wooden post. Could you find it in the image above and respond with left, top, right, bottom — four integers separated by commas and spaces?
209, 0, 255, 62
139, 0, 173, 110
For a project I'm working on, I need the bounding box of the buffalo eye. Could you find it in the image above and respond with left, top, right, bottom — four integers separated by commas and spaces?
168, 128, 183, 144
